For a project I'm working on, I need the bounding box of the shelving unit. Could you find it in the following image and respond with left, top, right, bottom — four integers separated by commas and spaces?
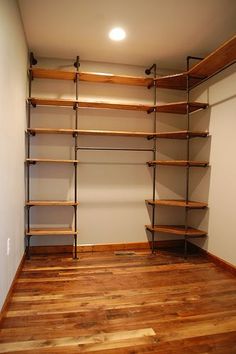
145, 34, 236, 257
25, 35, 236, 259
26, 54, 80, 259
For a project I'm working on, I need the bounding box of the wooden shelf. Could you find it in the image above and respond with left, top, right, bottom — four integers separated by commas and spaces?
28, 128, 76, 135
146, 199, 207, 209
26, 158, 78, 164
27, 128, 153, 138
26, 228, 78, 236
26, 201, 79, 206
29, 98, 207, 114
28, 128, 209, 140
147, 160, 208, 167
151, 130, 209, 139
189, 35, 236, 81
30, 68, 153, 87
156, 73, 203, 90
155, 35, 236, 90
28, 97, 153, 112
145, 225, 207, 237
156, 102, 208, 114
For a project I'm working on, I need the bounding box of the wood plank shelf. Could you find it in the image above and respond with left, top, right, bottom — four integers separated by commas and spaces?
156, 73, 203, 90
155, 35, 236, 90
147, 160, 209, 167
27, 128, 153, 138
151, 130, 209, 139
26, 201, 79, 206
146, 199, 207, 209
155, 101, 208, 114
145, 225, 207, 237
26, 228, 78, 236
28, 98, 207, 114
28, 128, 209, 140
26, 158, 78, 164
30, 68, 153, 87
28, 97, 153, 112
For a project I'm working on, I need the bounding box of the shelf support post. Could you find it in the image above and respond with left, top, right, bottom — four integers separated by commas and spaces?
73, 56, 80, 259
146, 63, 157, 254
26, 52, 37, 259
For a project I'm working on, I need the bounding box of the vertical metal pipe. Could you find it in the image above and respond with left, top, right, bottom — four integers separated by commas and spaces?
184, 58, 190, 259
73, 56, 79, 259
26, 59, 34, 259
151, 65, 157, 253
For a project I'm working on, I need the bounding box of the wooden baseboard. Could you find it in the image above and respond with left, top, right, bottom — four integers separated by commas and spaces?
0, 252, 26, 323
31, 240, 184, 255
189, 242, 236, 275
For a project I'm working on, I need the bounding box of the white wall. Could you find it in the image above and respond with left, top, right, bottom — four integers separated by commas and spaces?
190, 64, 236, 266
0, 0, 27, 310
29, 59, 186, 247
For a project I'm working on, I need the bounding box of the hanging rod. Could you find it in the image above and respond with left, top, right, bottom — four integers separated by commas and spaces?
77, 147, 154, 152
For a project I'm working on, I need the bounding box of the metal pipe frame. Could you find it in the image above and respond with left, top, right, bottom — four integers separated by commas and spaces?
184, 55, 204, 259
26, 53, 37, 259
145, 63, 157, 254
73, 56, 80, 259
77, 147, 154, 152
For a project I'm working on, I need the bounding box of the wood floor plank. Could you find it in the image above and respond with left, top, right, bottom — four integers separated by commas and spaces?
0, 250, 236, 354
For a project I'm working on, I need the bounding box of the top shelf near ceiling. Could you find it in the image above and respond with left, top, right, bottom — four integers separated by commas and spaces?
29, 35, 236, 90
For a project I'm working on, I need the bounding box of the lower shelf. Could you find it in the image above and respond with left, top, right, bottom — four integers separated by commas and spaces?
26, 228, 78, 236
147, 160, 208, 167
145, 225, 207, 237
146, 199, 207, 209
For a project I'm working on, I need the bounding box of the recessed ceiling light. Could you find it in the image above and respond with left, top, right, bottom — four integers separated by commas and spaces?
109, 27, 126, 41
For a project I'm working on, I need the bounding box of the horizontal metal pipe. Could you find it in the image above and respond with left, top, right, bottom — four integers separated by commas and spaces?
77, 147, 154, 152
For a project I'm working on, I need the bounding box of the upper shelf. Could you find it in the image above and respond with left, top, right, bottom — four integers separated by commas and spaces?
30, 68, 153, 87
29, 35, 235, 91
155, 35, 236, 90
28, 98, 207, 114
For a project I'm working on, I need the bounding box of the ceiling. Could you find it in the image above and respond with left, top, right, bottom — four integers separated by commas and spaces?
18, 0, 236, 70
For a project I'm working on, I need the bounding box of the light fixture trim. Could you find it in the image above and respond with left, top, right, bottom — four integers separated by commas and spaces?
109, 27, 126, 41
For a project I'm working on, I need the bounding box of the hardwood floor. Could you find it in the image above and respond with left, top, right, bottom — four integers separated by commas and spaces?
0, 249, 236, 353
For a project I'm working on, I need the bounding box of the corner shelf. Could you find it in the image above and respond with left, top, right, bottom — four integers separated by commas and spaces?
147, 160, 209, 167
145, 225, 207, 237
146, 199, 207, 209
155, 35, 236, 90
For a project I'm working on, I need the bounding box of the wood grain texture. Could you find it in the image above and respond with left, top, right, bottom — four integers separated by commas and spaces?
146, 225, 207, 237
26, 158, 79, 164
28, 97, 153, 112
28, 98, 207, 114
156, 102, 208, 114
147, 160, 209, 167
155, 35, 236, 90
1, 250, 236, 353
146, 199, 207, 209
26, 228, 78, 236
26, 201, 79, 206
28, 128, 209, 139
30, 68, 153, 87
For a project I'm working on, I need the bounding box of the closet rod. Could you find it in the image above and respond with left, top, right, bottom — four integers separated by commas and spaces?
77, 147, 154, 152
